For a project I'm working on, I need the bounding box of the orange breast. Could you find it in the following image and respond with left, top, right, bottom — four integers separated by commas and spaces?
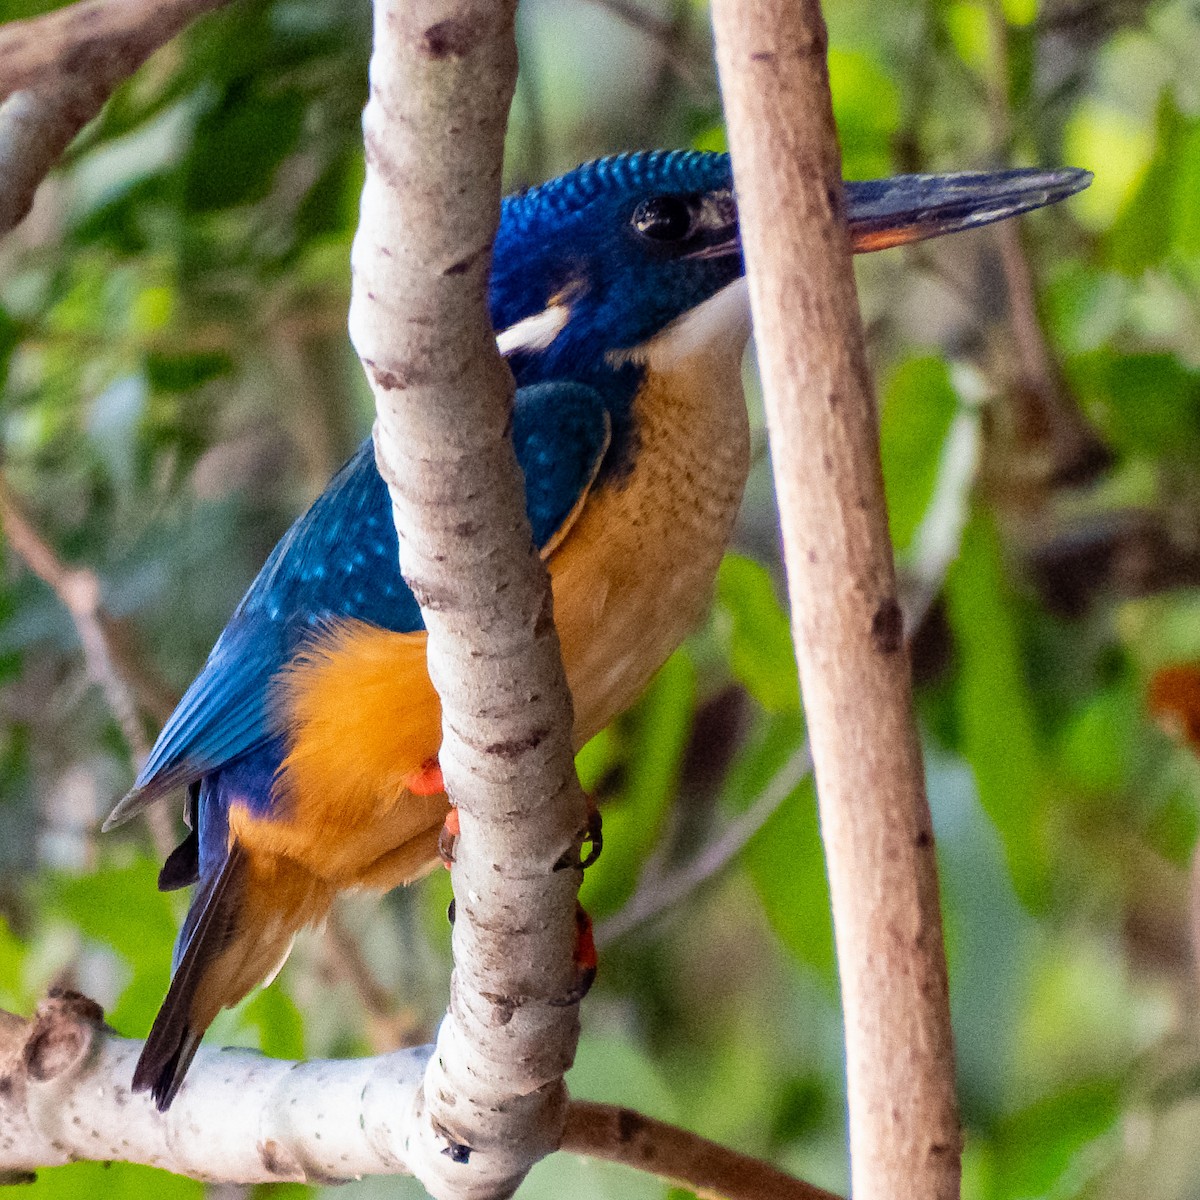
237, 339, 749, 893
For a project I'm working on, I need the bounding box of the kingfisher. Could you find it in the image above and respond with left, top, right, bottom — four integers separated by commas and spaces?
104, 150, 1089, 1109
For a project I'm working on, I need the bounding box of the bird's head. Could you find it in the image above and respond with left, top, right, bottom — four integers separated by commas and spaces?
490, 149, 1090, 379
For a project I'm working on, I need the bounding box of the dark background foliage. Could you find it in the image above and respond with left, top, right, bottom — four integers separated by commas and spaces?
2, 0, 1199, 1195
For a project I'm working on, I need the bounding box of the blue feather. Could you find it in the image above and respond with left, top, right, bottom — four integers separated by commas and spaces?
120, 382, 610, 818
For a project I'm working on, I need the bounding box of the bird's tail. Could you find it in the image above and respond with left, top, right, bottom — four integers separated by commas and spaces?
134, 841, 331, 1110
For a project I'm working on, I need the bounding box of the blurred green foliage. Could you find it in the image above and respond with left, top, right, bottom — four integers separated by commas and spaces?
4, 0, 1200, 1197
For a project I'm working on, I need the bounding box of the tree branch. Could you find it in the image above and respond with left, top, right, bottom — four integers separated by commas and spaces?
0, 0, 231, 237
0, 997, 837, 1200
561, 1101, 840, 1200
347, 2, 588, 1197
711, 3, 962, 1199
0, 478, 176, 857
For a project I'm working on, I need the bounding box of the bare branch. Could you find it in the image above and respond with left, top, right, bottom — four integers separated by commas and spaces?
0, 478, 175, 857
348, 1, 588, 1196
0, 0, 231, 236
711, 3, 963, 1198
0, 993, 432, 1184
561, 1101, 841, 1200
0, 997, 839, 1200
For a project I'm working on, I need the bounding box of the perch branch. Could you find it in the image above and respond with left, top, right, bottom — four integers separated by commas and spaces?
347, 1, 588, 1197
711, 2, 963, 1199
0, 996, 837, 1200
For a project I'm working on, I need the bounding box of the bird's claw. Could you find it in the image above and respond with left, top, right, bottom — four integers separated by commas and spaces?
439, 806, 460, 867
554, 800, 603, 871
550, 902, 597, 1005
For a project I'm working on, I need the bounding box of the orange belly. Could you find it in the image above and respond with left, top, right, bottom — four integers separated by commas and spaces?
233, 351, 750, 894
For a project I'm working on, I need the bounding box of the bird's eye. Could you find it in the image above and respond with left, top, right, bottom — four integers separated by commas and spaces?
632, 195, 695, 242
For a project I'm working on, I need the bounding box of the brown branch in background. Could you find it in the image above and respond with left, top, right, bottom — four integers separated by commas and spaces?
712, 2, 963, 1198
0, 479, 175, 857
561, 1101, 841, 1200
321, 905, 426, 1052
582, 0, 706, 89
0, 0, 231, 237
991, 219, 1111, 488
982, 1, 1110, 494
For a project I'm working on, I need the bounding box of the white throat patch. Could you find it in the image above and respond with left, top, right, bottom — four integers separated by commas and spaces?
611, 277, 751, 372
496, 304, 571, 358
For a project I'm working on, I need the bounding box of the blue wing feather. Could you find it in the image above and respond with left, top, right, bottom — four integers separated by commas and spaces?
110, 382, 609, 823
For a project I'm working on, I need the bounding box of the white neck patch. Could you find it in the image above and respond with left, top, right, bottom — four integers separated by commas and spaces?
612, 277, 751, 373
496, 303, 571, 358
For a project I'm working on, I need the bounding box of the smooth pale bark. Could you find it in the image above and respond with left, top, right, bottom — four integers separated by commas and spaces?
711, 3, 963, 1199
0, 993, 431, 1184
0, 999, 836, 1200
347, 2, 589, 1197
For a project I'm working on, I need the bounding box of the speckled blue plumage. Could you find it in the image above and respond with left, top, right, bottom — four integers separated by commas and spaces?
132, 151, 743, 813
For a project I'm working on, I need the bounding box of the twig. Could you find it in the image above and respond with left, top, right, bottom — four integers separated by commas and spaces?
348, 2, 588, 1196
0, 479, 175, 857
597, 740, 812, 947
0, 0, 231, 237
561, 1100, 842, 1200
712, 3, 963, 1199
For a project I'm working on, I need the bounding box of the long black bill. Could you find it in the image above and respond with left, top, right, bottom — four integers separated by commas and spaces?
845, 167, 1091, 254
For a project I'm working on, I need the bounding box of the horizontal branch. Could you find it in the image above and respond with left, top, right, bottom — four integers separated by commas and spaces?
0, 994, 836, 1200
0, 993, 431, 1185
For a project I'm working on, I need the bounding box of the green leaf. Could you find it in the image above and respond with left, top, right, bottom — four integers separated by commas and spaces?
145, 350, 234, 393
944, 510, 1050, 909
1068, 350, 1200, 459
580, 653, 696, 919
52, 857, 178, 1030
714, 555, 798, 713
1056, 687, 1135, 797
240, 979, 305, 1060
183, 82, 307, 213
828, 49, 898, 180
993, 1078, 1121, 1197
25, 1161, 203, 1200
879, 356, 960, 553
733, 713, 836, 990
0, 915, 29, 1012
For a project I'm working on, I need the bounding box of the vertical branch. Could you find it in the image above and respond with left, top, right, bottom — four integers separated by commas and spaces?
711, 4, 962, 1200
348, 3, 588, 1199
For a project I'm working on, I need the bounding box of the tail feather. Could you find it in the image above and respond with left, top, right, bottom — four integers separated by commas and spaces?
134, 843, 247, 1111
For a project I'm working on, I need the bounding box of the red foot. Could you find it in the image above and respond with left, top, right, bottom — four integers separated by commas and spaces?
574, 903, 597, 977
407, 758, 445, 797
439, 806, 460, 868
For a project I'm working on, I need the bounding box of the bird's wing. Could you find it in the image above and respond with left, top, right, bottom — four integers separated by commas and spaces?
512, 381, 612, 553
106, 382, 610, 828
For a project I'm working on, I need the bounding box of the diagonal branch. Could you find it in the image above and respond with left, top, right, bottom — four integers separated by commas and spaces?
711, 3, 963, 1199
0, 0, 232, 237
561, 1101, 841, 1200
347, 2, 588, 1197
0, 478, 176, 856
